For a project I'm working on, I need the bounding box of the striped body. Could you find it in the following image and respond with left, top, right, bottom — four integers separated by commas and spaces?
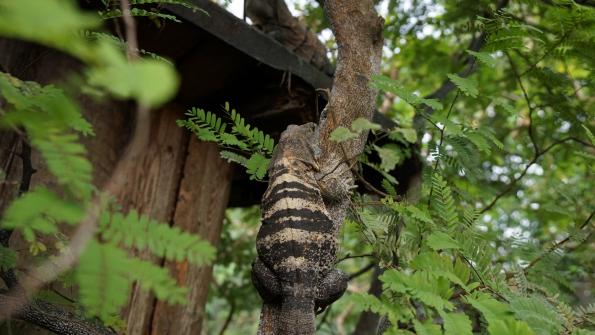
257, 158, 336, 294
252, 124, 347, 335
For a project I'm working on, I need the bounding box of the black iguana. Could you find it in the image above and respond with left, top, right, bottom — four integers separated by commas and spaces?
252, 123, 348, 334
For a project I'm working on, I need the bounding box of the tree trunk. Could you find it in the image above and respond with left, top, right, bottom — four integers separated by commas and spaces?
255, 1, 383, 333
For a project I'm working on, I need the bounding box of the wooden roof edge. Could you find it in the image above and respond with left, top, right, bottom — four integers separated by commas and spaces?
167, 1, 398, 131
166, 0, 334, 90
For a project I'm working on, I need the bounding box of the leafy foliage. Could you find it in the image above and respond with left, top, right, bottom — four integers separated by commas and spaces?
177, 103, 275, 180
100, 209, 216, 265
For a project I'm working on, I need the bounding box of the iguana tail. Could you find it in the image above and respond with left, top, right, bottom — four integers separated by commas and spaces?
278, 296, 316, 335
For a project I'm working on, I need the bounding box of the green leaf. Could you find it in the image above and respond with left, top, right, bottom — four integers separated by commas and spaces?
487, 319, 536, 335
330, 126, 358, 142
582, 125, 595, 145
371, 75, 443, 110
492, 97, 516, 114
0, 246, 17, 269
0, 0, 100, 60
246, 153, 269, 180
381, 269, 454, 311
78, 241, 188, 323
100, 209, 216, 266
219, 150, 249, 167
375, 144, 405, 171
413, 320, 442, 335
466, 50, 497, 68
447, 74, 478, 98
391, 128, 418, 143
508, 296, 564, 335
1, 188, 84, 242
426, 232, 460, 250
349, 293, 390, 315
431, 174, 458, 228
87, 43, 179, 107
440, 311, 473, 335
77, 241, 133, 321
465, 292, 512, 326
351, 117, 382, 132
421, 98, 444, 111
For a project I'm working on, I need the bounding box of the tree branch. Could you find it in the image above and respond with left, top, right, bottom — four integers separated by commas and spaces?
506, 210, 594, 280
0, 290, 116, 335
348, 263, 375, 281
480, 136, 587, 213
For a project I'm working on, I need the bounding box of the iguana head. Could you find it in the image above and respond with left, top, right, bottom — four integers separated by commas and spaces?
269, 123, 320, 175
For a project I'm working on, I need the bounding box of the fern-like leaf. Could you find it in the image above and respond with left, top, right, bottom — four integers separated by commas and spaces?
431, 174, 458, 228
100, 209, 215, 266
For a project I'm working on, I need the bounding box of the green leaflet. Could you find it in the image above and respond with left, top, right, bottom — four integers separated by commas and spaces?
178, 105, 275, 180
372, 75, 443, 110
413, 320, 442, 335
1, 188, 84, 242
100, 209, 215, 266
77, 241, 187, 322
466, 50, 497, 68
352, 117, 382, 132
430, 174, 458, 228
509, 296, 564, 335
86, 41, 179, 107
381, 269, 455, 311
447, 73, 479, 98
330, 126, 358, 142
246, 153, 270, 181
426, 232, 460, 251
0, 245, 17, 269
375, 144, 406, 172
439, 311, 473, 335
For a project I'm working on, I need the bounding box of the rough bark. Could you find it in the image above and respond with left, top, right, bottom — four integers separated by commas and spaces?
316, 0, 383, 229
0, 291, 116, 335
245, 0, 333, 75
255, 1, 383, 333
115, 106, 189, 334
150, 139, 233, 335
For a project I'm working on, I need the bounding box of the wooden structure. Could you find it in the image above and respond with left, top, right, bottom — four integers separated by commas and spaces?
0, 0, 333, 334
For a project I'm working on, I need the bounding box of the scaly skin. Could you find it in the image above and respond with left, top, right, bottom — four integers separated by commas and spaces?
252, 123, 348, 334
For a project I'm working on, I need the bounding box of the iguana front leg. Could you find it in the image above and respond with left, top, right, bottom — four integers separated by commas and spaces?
252, 123, 347, 334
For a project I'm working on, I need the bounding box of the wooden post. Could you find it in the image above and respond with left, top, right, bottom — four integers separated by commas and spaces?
116, 106, 189, 334
150, 138, 233, 335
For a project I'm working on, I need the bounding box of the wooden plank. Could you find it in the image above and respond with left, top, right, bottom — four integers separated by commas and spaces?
166, 0, 334, 90
115, 107, 189, 335
150, 138, 233, 335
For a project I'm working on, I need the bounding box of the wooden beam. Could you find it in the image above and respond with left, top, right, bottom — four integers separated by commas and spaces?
166, 0, 333, 90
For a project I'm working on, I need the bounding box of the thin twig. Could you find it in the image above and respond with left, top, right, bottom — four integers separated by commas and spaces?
427, 91, 459, 207
515, 210, 594, 277
480, 136, 582, 214
508, 53, 540, 155
349, 263, 376, 280
519, 31, 571, 77
218, 301, 235, 335
336, 253, 375, 264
